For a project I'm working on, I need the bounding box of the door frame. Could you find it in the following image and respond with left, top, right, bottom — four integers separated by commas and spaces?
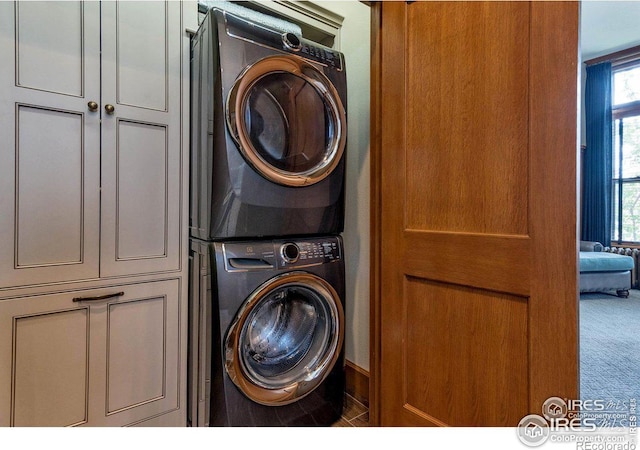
368, 1, 382, 426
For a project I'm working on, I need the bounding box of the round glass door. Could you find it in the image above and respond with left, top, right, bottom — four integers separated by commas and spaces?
224, 272, 344, 406
226, 55, 346, 187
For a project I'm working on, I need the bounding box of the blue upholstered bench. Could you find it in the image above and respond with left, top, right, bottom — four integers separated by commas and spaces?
579, 241, 634, 298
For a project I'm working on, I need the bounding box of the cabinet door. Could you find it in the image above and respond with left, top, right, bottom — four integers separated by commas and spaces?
100, 1, 183, 277
0, 293, 91, 426
86, 279, 181, 426
0, 279, 181, 427
0, 1, 101, 288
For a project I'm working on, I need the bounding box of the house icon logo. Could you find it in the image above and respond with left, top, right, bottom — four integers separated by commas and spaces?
542, 397, 568, 420
517, 414, 550, 447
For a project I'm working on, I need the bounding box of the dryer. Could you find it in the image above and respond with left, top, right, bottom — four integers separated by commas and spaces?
190, 8, 348, 240
188, 235, 345, 426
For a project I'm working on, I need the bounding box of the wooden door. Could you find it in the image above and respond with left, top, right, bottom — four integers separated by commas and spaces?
100, 1, 182, 278
0, 1, 101, 288
374, 1, 579, 426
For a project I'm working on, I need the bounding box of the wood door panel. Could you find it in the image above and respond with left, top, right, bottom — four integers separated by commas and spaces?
376, 1, 579, 427
404, 278, 528, 427
405, 2, 529, 235
403, 231, 530, 296
527, 2, 580, 411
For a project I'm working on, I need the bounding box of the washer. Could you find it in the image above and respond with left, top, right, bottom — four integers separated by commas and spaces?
189, 235, 345, 426
190, 9, 348, 240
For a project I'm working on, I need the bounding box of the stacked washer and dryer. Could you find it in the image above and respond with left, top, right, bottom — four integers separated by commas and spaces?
188, 6, 348, 426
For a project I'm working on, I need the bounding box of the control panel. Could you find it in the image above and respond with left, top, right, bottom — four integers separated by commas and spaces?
223, 11, 344, 71
298, 42, 342, 70
281, 239, 341, 267
223, 237, 341, 272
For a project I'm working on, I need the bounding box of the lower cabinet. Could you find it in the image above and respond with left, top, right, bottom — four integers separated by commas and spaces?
0, 279, 181, 426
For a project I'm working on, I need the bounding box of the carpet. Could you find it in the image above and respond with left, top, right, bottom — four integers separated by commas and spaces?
580, 290, 640, 402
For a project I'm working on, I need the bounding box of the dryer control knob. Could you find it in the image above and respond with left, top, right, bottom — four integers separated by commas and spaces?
283, 32, 302, 51
281, 243, 300, 264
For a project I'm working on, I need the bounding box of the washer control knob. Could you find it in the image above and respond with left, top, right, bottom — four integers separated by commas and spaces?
281, 243, 300, 263
282, 32, 302, 51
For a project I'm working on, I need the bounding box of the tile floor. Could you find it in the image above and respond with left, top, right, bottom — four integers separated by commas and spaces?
332, 394, 369, 427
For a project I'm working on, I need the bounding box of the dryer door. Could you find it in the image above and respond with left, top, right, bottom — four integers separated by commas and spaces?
226, 55, 346, 187
224, 271, 344, 406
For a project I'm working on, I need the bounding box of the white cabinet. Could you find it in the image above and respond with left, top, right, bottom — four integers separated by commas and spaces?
100, 1, 183, 278
0, 0, 182, 288
0, 1, 101, 287
0, 280, 180, 427
0, 0, 188, 427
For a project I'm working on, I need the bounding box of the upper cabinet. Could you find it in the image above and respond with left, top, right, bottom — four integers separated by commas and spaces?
100, 1, 182, 278
0, 1, 101, 287
0, 1, 183, 288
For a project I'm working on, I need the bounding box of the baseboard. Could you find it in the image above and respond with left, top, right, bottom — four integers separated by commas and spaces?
345, 360, 369, 407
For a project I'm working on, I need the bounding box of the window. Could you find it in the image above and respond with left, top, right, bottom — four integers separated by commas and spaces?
612, 62, 640, 243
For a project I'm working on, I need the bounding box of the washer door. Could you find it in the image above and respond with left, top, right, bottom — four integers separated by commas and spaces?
224, 271, 344, 406
226, 55, 346, 187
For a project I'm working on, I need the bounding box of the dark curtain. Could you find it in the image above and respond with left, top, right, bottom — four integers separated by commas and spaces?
582, 62, 612, 247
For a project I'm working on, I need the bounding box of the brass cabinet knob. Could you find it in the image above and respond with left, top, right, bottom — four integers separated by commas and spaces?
104, 104, 115, 115
87, 101, 99, 112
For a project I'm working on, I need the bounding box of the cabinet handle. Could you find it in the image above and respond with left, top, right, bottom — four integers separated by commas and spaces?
87, 101, 99, 112
72, 291, 125, 302
104, 104, 115, 115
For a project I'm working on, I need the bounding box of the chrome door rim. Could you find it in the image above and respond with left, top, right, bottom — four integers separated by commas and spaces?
224, 271, 344, 406
226, 55, 346, 187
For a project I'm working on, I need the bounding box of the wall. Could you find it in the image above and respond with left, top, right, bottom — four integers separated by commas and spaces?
319, 0, 371, 372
